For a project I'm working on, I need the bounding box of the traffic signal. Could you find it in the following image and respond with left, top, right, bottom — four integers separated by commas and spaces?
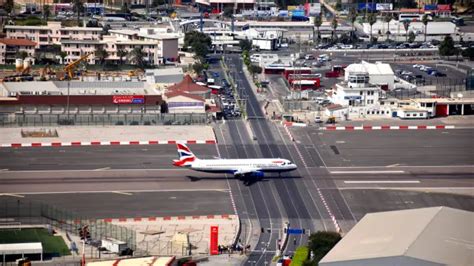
78, 227, 84, 240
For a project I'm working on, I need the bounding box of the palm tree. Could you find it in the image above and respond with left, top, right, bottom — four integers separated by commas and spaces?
43, 5, 51, 21
348, 8, 357, 43
331, 17, 338, 42
313, 15, 322, 45
128, 47, 146, 69
73, 0, 84, 25
403, 20, 411, 43
422, 14, 429, 42
95, 46, 108, 65
117, 49, 127, 65
367, 12, 377, 43
384, 14, 392, 41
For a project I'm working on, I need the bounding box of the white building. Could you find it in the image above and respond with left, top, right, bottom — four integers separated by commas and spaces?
320, 207, 474, 266
362, 20, 458, 41
344, 61, 395, 90
5, 21, 102, 49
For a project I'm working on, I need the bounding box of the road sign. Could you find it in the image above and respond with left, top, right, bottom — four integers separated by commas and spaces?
287, 228, 304, 235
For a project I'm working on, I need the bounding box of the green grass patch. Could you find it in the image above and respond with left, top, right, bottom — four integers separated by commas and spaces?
290, 246, 310, 266
0, 228, 71, 256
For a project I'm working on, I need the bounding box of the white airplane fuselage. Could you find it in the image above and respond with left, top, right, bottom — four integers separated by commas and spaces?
187, 158, 297, 174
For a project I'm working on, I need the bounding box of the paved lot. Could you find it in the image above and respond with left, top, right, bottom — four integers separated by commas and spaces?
291, 127, 474, 167
0, 125, 216, 145
8, 191, 232, 219
339, 189, 474, 221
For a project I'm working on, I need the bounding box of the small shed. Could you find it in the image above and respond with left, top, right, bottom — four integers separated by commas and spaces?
0, 242, 43, 263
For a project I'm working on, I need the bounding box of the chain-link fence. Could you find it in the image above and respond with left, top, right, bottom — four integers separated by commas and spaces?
0, 198, 136, 251
0, 113, 210, 127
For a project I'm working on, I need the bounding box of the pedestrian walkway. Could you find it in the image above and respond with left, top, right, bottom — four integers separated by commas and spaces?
0, 125, 217, 148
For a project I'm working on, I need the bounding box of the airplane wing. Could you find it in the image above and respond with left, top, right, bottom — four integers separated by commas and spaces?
234, 167, 263, 177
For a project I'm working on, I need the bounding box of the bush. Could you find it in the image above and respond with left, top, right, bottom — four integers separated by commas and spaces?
57, 119, 74, 125
290, 246, 310, 266
115, 121, 124, 125
308, 231, 341, 263
144, 121, 151, 125
129, 121, 139, 125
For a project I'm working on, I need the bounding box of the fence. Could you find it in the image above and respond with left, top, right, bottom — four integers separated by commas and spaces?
0, 198, 136, 251
0, 113, 209, 127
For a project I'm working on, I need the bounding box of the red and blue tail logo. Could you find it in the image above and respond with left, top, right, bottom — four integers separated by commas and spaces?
173, 143, 197, 167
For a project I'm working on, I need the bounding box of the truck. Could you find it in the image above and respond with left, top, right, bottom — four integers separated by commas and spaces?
252, 38, 278, 51
101, 238, 128, 254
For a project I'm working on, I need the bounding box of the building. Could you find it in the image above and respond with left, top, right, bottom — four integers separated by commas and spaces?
5, 21, 103, 49
361, 20, 458, 42
166, 75, 211, 99
0, 81, 162, 115
145, 68, 184, 89
319, 207, 474, 266
165, 91, 206, 114
344, 61, 394, 90
86, 256, 176, 266
0, 38, 36, 64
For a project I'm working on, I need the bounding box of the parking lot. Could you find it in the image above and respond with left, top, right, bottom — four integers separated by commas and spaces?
204, 66, 242, 120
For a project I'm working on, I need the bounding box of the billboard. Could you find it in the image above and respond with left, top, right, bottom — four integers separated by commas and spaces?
306, 3, 321, 16
210, 226, 219, 255
376, 3, 393, 11
112, 95, 145, 104
358, 3, 376, 12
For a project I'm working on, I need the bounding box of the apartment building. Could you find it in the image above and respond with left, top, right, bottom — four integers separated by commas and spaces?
5, 21, 103, 49
0, 38, 37, 65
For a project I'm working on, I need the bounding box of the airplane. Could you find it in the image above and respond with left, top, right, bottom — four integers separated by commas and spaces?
173, 143, 297, 179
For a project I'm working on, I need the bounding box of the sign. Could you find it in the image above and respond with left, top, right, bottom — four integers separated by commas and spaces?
306, 3, 321, 16
376, 3, 393, 11
344, 96, 362, 100
287, 228, 304, 235
112, 95, 145, 104
358, 3, 376, 12
210, 226, 219, 255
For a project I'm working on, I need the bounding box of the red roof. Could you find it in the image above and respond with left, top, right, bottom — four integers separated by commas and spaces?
206, 105, 221, 113
0, 38, 37, 46
165, 91, 205, 102
167, 75, 209, 94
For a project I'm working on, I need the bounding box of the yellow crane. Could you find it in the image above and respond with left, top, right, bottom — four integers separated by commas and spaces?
63, 53, 92, 80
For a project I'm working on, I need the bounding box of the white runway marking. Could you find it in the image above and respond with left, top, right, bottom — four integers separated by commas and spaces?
0, 193, 25, 198
0, 168, 188, 173
344, 180, 420, 184
94, 167, 111, 171
111, 191, 133, 196
0, 189, 230, 195
331, 170, 405, 174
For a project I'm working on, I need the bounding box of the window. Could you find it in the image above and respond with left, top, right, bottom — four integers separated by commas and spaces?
426, 103, 433, 107
376, 111, 380, 115
413, 113, 417, 117
360, 91, 363, 95
406, 113, 411, 117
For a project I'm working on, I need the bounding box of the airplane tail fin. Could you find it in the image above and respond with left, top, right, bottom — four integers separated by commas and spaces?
173, 142, 198, 167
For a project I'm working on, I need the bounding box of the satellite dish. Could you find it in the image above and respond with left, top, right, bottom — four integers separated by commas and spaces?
457, 93, 463, 98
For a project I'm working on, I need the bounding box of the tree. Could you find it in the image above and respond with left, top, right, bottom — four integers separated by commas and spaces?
121, 3, 130, 13
239, 39, 252, 52
335, 0, 342, 11
248, 64, 262, 79
384, 14, 392, 41
422, 14, 429, 42
192, 62, 205, 75
43, 5, 51, 21
128, 47, 146, 68
348, 8, 357, 43
95, 46, 108, 65
184, 31, 212, 59
308, 231, 342, 264
73, 0, 84, 25
439, 35, 456, 56
367, 12, 377, 43
331, 17, 338, 42
4, 0, 13, 15
461, 47, 474, 61
16, 51, 28, 60
117, 49, 127, 65
223, 6, 233, 18
408, 31, 416, 43
313, 15, 322, 45
59, 51, 67, 64
403, 20, 410, 42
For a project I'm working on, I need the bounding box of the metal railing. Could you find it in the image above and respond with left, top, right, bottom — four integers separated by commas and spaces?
0, 199, 136, 251
0, 113, 210, 127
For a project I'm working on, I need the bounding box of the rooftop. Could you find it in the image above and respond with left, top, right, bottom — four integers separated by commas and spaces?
167, 75, 210, 94
320, 207, 474, 266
